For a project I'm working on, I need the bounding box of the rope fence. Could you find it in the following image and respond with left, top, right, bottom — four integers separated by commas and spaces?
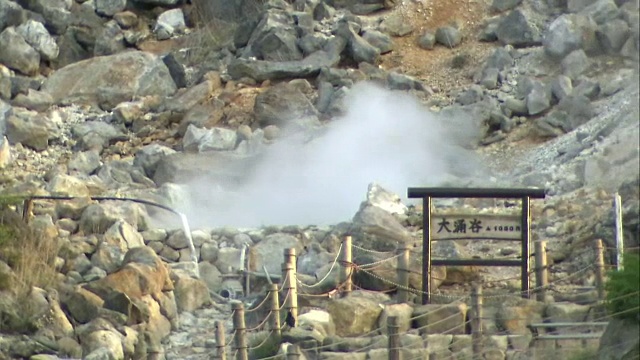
212, 234, 634, 360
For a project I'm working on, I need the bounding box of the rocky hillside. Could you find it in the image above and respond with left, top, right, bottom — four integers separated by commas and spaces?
0, 0, 638, 359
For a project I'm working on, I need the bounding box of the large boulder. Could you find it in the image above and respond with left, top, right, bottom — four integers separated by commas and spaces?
351, 204, 414, 251
16, 20, 59, 61
254, 82, 319, 128
250, 233, 302, 275
495, 9, 541, 47
543, 14, 599, 58
0, 27, 40, 75
79, 201, 150, 234
41, 51, 177, 110
598, 318, 640, 360
5, 111, 57, 151
171, 270, 211, 313
0, 0, 27, 32
242, 9, 302, 61
326, 291, 388, 337
83, 246, 173, 301
412, 302, 468, 335
227, 37, 346, 82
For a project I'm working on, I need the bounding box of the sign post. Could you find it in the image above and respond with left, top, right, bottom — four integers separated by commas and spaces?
408, 187, 545, 305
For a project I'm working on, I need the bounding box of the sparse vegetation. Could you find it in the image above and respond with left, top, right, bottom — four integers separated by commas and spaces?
184, 0, 265, 66
0, 196, 61, 333
605, 253, 640, 322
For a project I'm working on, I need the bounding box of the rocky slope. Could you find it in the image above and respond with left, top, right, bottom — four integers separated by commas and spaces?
0, 0, 638, 359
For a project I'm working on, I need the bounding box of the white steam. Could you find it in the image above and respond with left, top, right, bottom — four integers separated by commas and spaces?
172, 82, 485, 228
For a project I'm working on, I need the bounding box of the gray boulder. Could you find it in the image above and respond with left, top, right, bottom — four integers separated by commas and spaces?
597, 19, 630, 53
598, 318, 640, 360
79, 201, 149, 234
551, 74, 573, 101
227, 37, 346, 81
242, 9, 302, 62
251, 233, 302, 275
95, 0, 127, 17
379, 12, 413, 36
543, 14, 599, 58
0, 27, 40, 76
0, 66, 9, 100
133, 143, 177, 178
0, 0, 26, 32
152, 152, 254, 186
417, 31, 436, 50
495, 9, 541, 47
352, 204, 413, 251
42, 51, 177, 110
5, 111, 57, 150
182, 125, 238, 152
334, 20, 381, 64
484, 47, 514, 70
526, 81, 551, 115
254, 82, 319, 128
435, 26, 462, 48
68, 150, 102, 175
15, 20, 59, 61
11, 89, 53, 112
581, 0, 620, 24
155, 8, 186, 40
93, 20, 126, 57
561, 49, 590, 79
362, 30, 393, 54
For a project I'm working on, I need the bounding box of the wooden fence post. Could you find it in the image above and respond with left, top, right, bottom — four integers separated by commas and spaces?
595, 239, 606, 301
471, 284, 483, 359
215, 320, 226, 360
285, 344, 302, 360
340, 236, 353, 297
22, 198, 33, 224
388, 316, 401, 360
231, 301, 248, 360
397, 245, 410, 304
534, 240, 548, 302
283, 248, 298, 325
268, 283, 281, 338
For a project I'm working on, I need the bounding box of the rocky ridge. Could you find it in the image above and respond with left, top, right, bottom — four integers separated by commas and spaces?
0, 0, 638, 359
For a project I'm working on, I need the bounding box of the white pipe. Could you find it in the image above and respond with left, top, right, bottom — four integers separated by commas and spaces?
177, 212, 199, 278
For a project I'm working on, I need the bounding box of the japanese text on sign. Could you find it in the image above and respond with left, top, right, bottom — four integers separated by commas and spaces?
430, 214, 522, 240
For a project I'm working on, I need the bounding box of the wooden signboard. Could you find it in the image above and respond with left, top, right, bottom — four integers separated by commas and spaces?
431, 213, 522, 241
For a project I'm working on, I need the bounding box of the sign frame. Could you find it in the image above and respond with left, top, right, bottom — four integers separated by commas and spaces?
407, 187, 546, 304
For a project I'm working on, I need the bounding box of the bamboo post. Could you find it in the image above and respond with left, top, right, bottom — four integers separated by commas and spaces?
285, 344, 302, 360
214, 320, 226, 360
534, 240, 548, 302
388, 316, 401, 360
614, 193, 624, 271
595, 239, 606, 301
471, 284, 483, 359
340, 235, 353, 297
22, 198, 33, 224
283, 248, 298, 325
397, 245, 410, 304
268, 283, 281, 338
231, 301, 248, 360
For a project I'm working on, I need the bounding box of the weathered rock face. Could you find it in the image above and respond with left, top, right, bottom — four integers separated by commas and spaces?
326, 291, 388, 337
412, 302, 468, 335
0, 26, 40, 76
598, 318, 640, 360
251, 232, 302, 275
41, 51, 177, 110
253, 81, 319, 128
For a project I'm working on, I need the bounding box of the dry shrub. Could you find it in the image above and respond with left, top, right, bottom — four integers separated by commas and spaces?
0, 201, 61, 333
184, 0, 265, 65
